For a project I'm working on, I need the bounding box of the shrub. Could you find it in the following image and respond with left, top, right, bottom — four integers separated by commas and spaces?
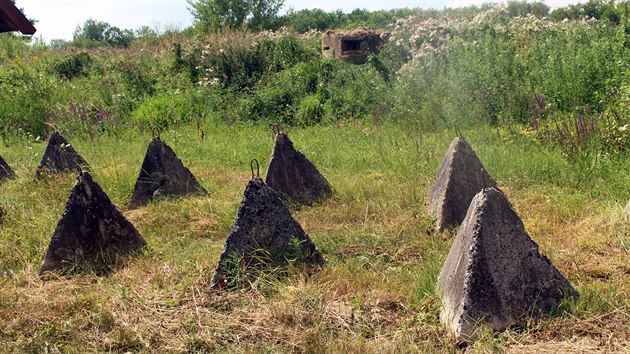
0, 57, 59, 138
388, 6, 628, 131
52, 51, 93, 80
130, 92, 196, 131
295, 94, 324, 126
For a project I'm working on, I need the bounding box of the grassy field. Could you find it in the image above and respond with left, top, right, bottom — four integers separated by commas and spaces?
0, 121, 628, 352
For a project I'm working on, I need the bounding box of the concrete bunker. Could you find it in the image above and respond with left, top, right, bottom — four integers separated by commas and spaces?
322, 29, 386, 64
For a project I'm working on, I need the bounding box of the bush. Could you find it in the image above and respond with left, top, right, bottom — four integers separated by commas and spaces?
130, 92, 196, 131
233, 59, 388, 124
295, 94, 324, 126
0, 57, 59, 138
389, 7, 628, 131
52, 51, 93, 80
175, 31, 317, 93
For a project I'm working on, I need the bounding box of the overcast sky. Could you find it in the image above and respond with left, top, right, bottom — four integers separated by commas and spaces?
16, 0, 583, 42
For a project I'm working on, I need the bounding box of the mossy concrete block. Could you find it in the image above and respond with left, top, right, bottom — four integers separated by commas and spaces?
129, 137, 207, 208
36, 131, 89, 178
40, 172, 146, 276
265, 132, 332, 205
0, 155, 16, 182
427, 137, 497, 231
436, 187, 578, 342
211, 177, 325, 289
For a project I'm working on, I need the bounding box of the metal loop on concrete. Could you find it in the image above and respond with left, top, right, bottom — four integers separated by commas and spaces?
455, 126, 464, 140
250, 158, 260, 179
272, 123, 281, 136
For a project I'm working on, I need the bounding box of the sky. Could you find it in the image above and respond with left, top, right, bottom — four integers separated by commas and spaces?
16, 0, 583, 42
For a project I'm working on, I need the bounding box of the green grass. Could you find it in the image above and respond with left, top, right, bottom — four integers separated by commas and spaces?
0, 121, 628, 352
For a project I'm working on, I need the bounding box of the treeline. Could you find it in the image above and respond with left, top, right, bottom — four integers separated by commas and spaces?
50, 0, 628, 49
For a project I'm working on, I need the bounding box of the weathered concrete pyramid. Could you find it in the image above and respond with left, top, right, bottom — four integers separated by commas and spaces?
0, 155, 16, 182
265, 132, 332, 204
39, 171, 146, 276
436, 187, 578, 341
129, 137, 207, 208
211, 176, 325, 288
36, 131, 89, 178
427, 137, 497, 231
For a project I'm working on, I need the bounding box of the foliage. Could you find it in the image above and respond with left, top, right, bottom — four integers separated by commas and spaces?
232, 59, 387, 125
187, 0, 284, 32
130, 91, 197, 131
282, 8, 347, 32
282, 7, 418, 33
51, 51, 93, 80
295, 93, 324, 126
73, 18, 135, 48
505, 0, 549, 18
0, 3, 627, 161
173, 31, 317, 92
0, 46, 59, 138
550, 0, 626, 24
387, 4, 629, 156
0, 33, 31, 60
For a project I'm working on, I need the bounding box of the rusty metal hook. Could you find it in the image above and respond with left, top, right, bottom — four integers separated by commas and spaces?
481, 168, 486, 191
151, 128, 161, 139
250, 158, 260, 179
272, 123, 281, 137
455, 126, 464, 140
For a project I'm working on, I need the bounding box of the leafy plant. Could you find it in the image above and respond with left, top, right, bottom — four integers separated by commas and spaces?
52, 51, 93, 80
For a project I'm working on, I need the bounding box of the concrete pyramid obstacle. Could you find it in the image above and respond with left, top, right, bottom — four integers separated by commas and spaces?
265, 130, 332, 204
129, 137, 207, 208
211, 174, 325, 288
0, 155, 16, 182
39, 171, 146, 276
36, 131, 89, 178
436, 187, 578, 341
427, 137, 497, 231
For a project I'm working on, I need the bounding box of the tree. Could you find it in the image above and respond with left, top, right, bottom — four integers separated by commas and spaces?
73, 18, 109, 42
187, 0, 284, 32
284, 8, 346, 33
104, 26, 135, 48
506, 1, 549, 18
73, 19, 135, 48
248, 0, 284, 30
